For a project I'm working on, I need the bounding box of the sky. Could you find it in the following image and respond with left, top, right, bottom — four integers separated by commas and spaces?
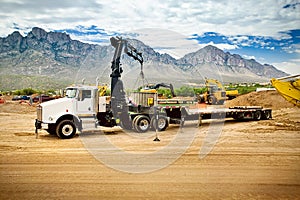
0, 0, 299, 75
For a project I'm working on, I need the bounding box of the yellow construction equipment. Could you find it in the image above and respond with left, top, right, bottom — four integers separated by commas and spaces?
199, 78, 227, 105
270, 74, 300, 108
140, 83, 176, 98
225, 88, 239, 99
98, 85, 108, 96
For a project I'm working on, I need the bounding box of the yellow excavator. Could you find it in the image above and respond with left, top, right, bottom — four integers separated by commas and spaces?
270, 74, 300, 108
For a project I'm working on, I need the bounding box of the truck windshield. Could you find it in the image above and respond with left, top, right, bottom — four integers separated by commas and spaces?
65, 88, 77, 98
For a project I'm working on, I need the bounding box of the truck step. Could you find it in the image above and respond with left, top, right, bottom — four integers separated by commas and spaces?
80, 117, 98, 129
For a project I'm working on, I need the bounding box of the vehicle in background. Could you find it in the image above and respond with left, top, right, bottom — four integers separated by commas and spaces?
32, 95, 55, 103
198, 78, 227, 105
12, 95, 30, 101
225, 88, 239, 100
0, 94, 5, 104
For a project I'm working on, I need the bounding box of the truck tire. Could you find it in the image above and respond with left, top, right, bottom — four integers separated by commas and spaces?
208, 96, 216, 105
133, 115, 150, 133
151, 116, 168, 131
56, 120, 76, 139
253, 110, 262, 120
218, 100, 225, 105
46, 124, 56, 135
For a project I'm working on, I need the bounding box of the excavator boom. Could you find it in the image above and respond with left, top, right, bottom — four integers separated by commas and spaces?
271, 74, 300, 108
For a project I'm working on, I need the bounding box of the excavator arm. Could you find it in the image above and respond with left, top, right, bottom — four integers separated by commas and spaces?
141, 83, 176, 97
152, 83, 176, 97
205, 78, 223, 89
271, 74, 300, 107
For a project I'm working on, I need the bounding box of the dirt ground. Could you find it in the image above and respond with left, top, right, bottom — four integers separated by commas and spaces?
0, 91, 299, 199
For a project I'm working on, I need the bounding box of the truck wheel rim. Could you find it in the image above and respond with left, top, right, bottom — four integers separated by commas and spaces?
158, 118, 166, 129
62, 124, 73, 136
139, 119, 149, 131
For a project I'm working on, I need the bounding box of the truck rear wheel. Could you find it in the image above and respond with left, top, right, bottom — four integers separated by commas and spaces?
151, 116, 168, 131
56, 120, 76, 139
132, 115, 150, 133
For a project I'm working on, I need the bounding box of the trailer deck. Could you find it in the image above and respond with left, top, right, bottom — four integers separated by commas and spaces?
160, 105, 272, 126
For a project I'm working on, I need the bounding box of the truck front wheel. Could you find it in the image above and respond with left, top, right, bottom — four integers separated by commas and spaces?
56, 120, 76, 139
46, 124, 56, 135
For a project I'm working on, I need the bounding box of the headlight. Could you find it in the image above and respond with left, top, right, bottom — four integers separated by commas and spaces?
37, 105, 42, 121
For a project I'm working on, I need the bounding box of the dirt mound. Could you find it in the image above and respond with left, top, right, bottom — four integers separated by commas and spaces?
226, 90, 296, 110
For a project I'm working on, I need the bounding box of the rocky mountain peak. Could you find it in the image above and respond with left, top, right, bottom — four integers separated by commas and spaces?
0, 27, 289, 90
31, 27, 47, 40
0, 31, 23, 52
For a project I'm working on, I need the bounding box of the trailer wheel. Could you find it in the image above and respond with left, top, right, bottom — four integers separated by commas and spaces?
262, 110, 271, 120
253, 110, 262, 120
133, 115, 150, 133
151, 116, 168, 131
56, 120, 76, 139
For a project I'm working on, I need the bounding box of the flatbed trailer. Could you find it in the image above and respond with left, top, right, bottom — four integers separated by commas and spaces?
162, 105, 272, 126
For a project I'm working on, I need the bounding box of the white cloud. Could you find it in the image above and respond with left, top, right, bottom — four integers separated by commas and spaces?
204, 41, 238, 51
0, 0, 299, 39
134, 28, 200, 58
242, 55, 256, 60
272, 59, 300, 75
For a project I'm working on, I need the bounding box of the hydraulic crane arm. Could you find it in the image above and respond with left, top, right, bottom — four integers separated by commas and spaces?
124, 42, 143, 66
110, 36, 143, 94
109, 36, 144, 128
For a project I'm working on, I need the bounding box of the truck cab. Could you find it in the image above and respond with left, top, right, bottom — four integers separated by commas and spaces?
35, 86, 99, 139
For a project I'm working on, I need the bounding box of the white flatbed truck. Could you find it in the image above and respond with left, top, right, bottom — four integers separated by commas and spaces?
35, 36, 272, 139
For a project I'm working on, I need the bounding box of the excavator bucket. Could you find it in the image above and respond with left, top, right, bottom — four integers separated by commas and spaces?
270, 74, 300, 108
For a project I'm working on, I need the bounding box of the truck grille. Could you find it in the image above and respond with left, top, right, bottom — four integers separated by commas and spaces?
37, 105, 42, 121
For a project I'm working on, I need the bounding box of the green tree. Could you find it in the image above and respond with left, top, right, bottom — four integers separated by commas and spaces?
22, 88, 37, 95
175, 86, 195, 97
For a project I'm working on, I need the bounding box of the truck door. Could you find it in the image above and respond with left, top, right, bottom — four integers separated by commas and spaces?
77, 89, 94, 114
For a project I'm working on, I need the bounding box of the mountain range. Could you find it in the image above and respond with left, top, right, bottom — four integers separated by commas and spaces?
0, 27, 288, 90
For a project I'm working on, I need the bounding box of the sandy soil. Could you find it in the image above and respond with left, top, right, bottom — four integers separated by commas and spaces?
0, 91, 299, 199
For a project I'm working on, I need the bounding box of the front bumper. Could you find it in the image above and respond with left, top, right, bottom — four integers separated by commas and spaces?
35, 119, 42, 132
